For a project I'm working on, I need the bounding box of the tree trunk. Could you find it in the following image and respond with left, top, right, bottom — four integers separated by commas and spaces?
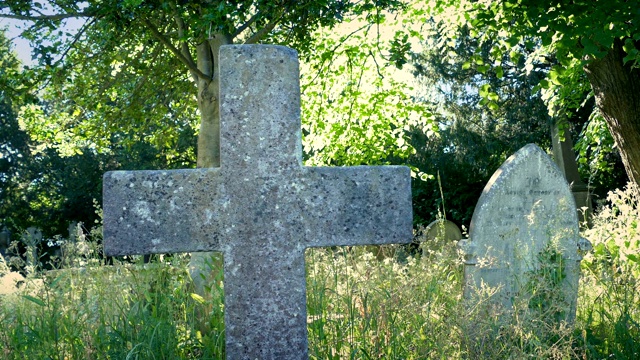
189, 33, 230, 297
583, 38, 640, 188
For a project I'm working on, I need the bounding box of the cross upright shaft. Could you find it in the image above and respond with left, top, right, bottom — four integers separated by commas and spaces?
103, 45, 413, 359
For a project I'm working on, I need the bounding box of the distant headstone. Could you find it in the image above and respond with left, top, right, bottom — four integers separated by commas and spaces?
67, 221, 80, 241
423, 219, 462, 242
23, 227, 43, 273
0, 226, 11, 256
551, 123, 593, 227
102, 45, 413, 359
460, 144, 591, 322
25, 227, 42, 244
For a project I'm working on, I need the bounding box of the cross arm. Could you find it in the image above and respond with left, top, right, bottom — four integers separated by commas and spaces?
302, 166, 413, 248
102, 168, 226, 256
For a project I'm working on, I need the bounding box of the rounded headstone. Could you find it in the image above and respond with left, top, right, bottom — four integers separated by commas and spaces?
464, 143, 587, 322
423, 219, 463, 242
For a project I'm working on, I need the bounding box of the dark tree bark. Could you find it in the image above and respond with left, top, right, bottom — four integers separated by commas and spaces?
584, 38, 640, 188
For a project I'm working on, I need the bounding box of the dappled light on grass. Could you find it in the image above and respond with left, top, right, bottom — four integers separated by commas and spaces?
305, 233, 464, 359
0, 253, 224, 359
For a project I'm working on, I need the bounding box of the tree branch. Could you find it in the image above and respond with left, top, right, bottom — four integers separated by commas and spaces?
232, 11, 260, 40
0, 11, 94, 21
141, 17, 210, 81
243, 11, 283, 44
304, 24, 371, 88
169, 0, 196, 72
51, 18, 95, 68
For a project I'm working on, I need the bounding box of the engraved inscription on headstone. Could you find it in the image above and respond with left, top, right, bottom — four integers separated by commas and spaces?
102, 45, 413, 360
460, 144, 590, 321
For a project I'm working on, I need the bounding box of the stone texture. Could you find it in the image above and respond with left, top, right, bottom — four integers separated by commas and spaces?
461, 143, 588, 321
102, 45, 413, 359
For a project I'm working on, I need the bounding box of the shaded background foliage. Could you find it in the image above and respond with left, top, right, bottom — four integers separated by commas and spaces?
408, 26, 551, 227
0, 28, 198, 244
0, 0, 634, 257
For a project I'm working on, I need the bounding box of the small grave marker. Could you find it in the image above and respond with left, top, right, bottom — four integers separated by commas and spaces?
460, 144, 590, 321
0, 226, 10, 256
24, 227, 42, 271
102, 45, 413, 359
25, 226, 42, 243
423, 219, 462, 242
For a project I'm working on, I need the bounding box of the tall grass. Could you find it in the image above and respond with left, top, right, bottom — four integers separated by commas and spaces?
0, 184, 637, 359
579, 184, 640, 358
0, 226, 224, 359
306, 234, 463, 359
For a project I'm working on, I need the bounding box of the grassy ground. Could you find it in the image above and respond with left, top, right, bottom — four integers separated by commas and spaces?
0, 184, 637, 359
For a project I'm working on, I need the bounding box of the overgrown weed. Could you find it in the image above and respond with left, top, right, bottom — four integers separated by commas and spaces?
579, 183, 640, 359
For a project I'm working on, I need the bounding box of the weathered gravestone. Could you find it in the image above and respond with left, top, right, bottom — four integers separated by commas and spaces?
459, 144, 591, 322
25, 227, 42, 243
102, 45, 413, 359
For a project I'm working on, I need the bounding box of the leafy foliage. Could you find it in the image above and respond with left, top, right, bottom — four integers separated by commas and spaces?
409, 24, 551, 226
427, 0, 640, 187
301, 7, 433, 167
0, 29, 33, 233
1, 0, 407, 160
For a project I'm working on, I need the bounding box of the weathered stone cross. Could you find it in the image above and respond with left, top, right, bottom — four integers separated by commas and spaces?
102, 45, 413, 359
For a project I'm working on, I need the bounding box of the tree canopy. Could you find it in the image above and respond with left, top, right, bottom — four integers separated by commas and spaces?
427, 0, 640, 188
2, 0, 638, 239
1, 0, 406, 167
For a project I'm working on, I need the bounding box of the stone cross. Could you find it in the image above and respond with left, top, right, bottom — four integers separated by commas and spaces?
102, 45, 413, 359
460, 144, 591, 322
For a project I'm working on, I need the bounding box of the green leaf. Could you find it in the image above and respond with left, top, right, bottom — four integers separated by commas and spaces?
22, 295, 46, 307
549, 66, 563, 85
479, 84, 491, 98
622, 38, 639, 64
593, 243, 607, 256
581, 37, 598, 56
495, 66, 504, 78
593, 29, 613, 49
509, 50, 521, 63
